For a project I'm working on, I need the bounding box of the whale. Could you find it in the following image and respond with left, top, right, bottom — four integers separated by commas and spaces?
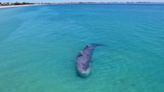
75, 43, 103, 78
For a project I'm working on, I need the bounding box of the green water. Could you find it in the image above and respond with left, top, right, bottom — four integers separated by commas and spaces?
0, 4, 164, 92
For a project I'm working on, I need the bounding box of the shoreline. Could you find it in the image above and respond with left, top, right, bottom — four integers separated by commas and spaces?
0, 2, 164, 9
0, 4, 42, 9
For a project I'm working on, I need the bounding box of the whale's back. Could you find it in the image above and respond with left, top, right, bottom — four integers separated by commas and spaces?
76, 43, 103, 78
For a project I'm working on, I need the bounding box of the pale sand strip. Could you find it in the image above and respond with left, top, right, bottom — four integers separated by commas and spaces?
0, 4, 42, 9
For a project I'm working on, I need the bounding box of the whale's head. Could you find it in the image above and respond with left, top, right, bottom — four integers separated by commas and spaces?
77, 66, 91, 78
76, 61, 91, 78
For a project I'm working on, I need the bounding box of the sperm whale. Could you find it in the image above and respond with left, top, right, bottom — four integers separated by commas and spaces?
75, 43, 103, 78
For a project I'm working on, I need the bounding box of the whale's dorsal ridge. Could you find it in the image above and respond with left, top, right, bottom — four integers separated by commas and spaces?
76, 43, 103, 78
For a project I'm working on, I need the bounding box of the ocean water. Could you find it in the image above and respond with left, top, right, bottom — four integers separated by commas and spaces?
0, 4, 164, 92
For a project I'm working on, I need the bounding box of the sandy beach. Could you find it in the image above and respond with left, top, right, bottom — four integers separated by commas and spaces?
0, 4, 40, 9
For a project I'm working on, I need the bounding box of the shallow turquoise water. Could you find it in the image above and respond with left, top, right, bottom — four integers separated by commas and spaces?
0, 4, 164, 92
